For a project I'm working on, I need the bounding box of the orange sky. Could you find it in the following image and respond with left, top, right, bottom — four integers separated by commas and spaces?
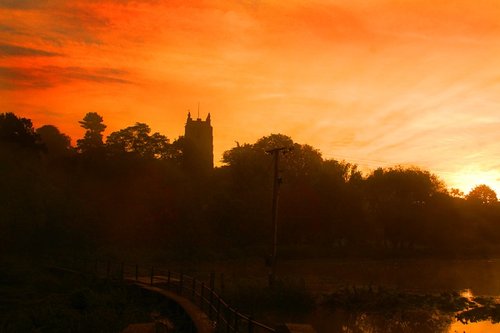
2, 0, 500, 194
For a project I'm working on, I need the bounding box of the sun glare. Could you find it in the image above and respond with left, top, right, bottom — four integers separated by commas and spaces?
446, 166, 500, 196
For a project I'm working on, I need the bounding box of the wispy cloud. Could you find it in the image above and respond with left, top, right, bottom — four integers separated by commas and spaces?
0, 24, 25, 35
0, 0, 47, 9
0, 2, 109, 46
0, 67, 51, 90
0, 66, 132, 90
1, 0, 500, 192
62, 67, 131, 84
0, 43, 61, 57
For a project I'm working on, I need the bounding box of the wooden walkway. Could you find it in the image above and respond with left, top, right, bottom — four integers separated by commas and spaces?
126, 279, 214, 333
77, 260, 278, 333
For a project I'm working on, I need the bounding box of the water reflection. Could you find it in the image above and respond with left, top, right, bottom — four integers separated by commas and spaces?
306, 308, 500, 333
449, 320, 500, 333
306, 308, 451, 333
252, 258, 500, 333
344, 310, 451, 333
460, 289, 474, 301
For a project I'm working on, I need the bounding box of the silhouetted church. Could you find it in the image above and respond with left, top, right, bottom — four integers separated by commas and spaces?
183, 112, 213, 173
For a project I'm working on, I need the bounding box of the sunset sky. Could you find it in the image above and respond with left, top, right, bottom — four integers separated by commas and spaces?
2, 0, 500, 194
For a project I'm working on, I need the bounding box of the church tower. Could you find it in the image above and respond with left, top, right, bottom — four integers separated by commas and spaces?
184, 112, 213, 172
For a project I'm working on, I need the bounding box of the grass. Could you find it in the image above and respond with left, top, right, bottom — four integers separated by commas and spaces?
321, 284, 500, 327
322, 286, 476, 313
0, 256, 187, 333
456, 296, 500, 324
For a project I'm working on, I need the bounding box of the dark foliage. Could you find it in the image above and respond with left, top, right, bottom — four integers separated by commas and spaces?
76, 112, 106, 153
1, 112, 500, 260
0, 112, 41, 150
457, 303, 500, 324
0, 259, 188, 333
323, 287, 475, 313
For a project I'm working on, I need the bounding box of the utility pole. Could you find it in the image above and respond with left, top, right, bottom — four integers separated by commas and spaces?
266, 146, 291, 286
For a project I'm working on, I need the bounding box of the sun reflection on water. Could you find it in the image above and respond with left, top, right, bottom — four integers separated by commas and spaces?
460, 289, 474, 301
449, 320, 500, 333
449, 289, 500, 333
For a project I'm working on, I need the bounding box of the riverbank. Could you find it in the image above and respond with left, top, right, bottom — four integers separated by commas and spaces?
0, 257, 179, 333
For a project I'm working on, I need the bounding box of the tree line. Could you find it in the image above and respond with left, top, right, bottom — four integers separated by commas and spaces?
1, 111, 499, 259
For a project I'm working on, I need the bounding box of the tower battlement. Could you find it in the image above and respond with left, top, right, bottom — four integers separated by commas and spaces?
184, 112, 213, 172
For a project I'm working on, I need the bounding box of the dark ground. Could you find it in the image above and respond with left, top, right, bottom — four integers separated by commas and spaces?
0, 256, 189, 333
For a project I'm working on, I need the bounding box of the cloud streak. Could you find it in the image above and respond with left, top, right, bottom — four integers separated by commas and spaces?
0, 66, 132, 90
0, 43, 61, 57
2, 0, 500, 193
0, 0, 47, 9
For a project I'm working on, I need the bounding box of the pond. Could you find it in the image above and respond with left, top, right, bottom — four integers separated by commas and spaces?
450, 321, 500, 333
301, 307, 500, 333
274, 258, 500, 333
178, 257, 500, 332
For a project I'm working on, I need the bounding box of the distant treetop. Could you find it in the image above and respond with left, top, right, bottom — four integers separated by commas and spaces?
76, 112, 106, 153
466, 184, 498, 204
0, 112, 41, 150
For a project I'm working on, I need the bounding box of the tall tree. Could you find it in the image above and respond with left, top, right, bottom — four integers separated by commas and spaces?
0, 112, 41, 150
0, 113, 48, 251
36, 125, 72, 157
365, 166, 446, 248
76, 112, 106, 153
106, 122, 171, 159
466, 184, 498, 204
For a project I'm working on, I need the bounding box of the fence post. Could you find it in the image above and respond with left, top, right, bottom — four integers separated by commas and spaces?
220, 273, 225, 295
200, 282, 205, 310
216, 296, 221, 326
135, 264, 139, 281
248, 316, 254, 333
209, 272, 215, 319
179, 273, 184, 295
226, 306, 230, 333
192, 278, 196, 301
150, 266, 154, 285
234, 309, 239, 333
209, 289, 214, 319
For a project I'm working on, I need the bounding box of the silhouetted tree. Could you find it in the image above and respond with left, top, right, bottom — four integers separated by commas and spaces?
449, 188, 465, 198
0, 114, 70, 252
253, 133, 294, 152
222, 142, 272, 191
0, 112, 41, 150
36, 125, 73, 157
222, 134, 318, 197
106, 122, 172, 159
365, 166, 446, 249
466, 184, 498, 204
310, 159, 365, 247
322, 159, 362, 184
76, 112, 106, 153
5, 112, 500, 259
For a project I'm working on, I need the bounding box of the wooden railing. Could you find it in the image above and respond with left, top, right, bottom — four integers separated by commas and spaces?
78, 259, 276, 333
